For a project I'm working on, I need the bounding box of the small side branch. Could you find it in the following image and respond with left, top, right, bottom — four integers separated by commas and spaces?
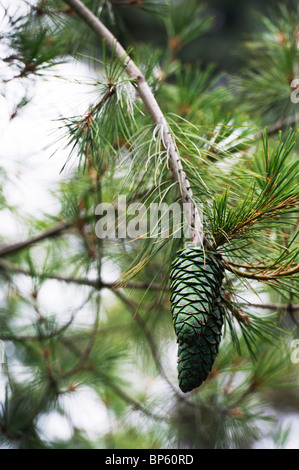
60, 335, 169, 422
109, 0, 142, 6
239, 302, 299, 312
224, 260, 299, 280
0, 222, 71, 257
78, 85, 115, 131
254, 114, 299, 140
0, 258, 160, 290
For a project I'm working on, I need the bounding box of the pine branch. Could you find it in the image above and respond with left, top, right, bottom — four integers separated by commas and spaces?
109, 0, 142, 5
288, 302, 299, 327
5, 254, 297, 311
0, 316, 74, 342
224, 260, 299, 280
78, 85, 116, 131
227, 261, 279, 270
63, 0, 203, 244
239, 302, 299, 312
60, 335, 169, 422
0, 258, 160, 290
260, 114, 299, 138
0, 222, 71, 257
61, 303, 99, 379
24, 0, 76, 17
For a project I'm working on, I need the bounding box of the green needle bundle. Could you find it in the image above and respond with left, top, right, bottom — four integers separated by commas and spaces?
170, 247, 224, 392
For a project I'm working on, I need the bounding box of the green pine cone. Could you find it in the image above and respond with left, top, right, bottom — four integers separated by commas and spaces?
177, 302, 224, 393
170, 247, 224, 345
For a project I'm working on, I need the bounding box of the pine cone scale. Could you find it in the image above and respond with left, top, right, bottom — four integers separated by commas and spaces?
170, 247, 225, 392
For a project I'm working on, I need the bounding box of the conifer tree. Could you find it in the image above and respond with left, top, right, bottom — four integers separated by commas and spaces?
0, 0, 298, 449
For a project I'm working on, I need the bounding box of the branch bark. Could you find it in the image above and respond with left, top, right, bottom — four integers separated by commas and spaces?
60, 335, 169, 422
0, 222, 71, 257
0, 257, 160, 290
254, 113, 299, 140
239, 302, 299, 312
224, 260, 299, 280
63, 0, 202, 245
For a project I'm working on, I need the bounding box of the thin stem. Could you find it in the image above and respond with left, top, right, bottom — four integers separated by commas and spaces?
0, 222, 71, 257
224, 260, 299, 280
60, 335, 169, 422
254, 113, 299, 140
78, 85, 115, 131
239, 302, 299, 311
3, 257, 299, 309
61, 299, 99, 379
0, 316, 74, 342
109, 0, 141, 6
0, 257, 160, 290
